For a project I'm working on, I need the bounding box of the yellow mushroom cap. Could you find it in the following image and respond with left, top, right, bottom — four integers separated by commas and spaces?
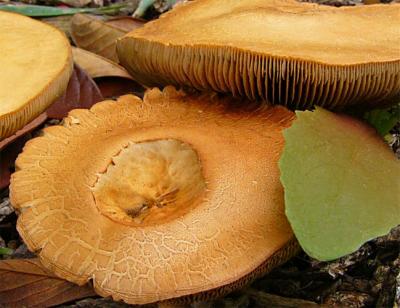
117, 0, 400, 110
10, 87, 298, 304
0, 11, 73, 140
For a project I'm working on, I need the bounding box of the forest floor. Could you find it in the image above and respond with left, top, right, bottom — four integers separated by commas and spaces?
0, 0, 399, 307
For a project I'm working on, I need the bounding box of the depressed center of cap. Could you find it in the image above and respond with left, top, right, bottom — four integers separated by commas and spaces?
92, 138, 206, 226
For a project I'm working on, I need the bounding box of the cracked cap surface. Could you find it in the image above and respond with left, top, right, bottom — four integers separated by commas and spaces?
11, 87, 296, 304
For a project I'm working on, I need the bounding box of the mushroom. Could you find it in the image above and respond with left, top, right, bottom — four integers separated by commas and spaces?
10, 87, 298, 304
117, 0, 400, 110
0, 11, 73, 140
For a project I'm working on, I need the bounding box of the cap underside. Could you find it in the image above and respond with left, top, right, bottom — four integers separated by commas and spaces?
118, 0, 400, 109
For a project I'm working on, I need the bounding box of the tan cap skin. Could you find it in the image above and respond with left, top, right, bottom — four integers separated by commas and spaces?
11, 87, 298, 305
117, 0, 400, 110
0, 11, 73, 140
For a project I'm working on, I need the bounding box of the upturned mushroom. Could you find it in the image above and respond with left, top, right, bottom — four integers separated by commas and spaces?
117, 0, 400, 110
0, 11, 73, 139
11, 87, 299, 304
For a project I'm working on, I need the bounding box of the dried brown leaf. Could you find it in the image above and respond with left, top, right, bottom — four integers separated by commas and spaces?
0, 114, 47, 189
72, 47, 133, 79
0, 258, 96, 308
61, 0, 91, 7
71, 14, 145, 62
105, 16, 146, 32
1, 137, 27, 190
96, 77, 145, 99
46, 64, 103, 119
42, 15, 74, 39
0, 113, 47, 151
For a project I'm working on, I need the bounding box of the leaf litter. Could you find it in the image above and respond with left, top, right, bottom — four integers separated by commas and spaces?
0, 259, 96, 307
0, 0, 399, 307
70, 13, 145, 61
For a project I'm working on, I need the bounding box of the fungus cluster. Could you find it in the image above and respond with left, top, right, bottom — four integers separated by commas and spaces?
7, 0, 400, 305
0, 11, 72, 140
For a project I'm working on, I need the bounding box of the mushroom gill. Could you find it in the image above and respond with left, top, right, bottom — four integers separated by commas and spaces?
10, 87, 298, 304
117, 0, 400, 110
0, 11, 73, 140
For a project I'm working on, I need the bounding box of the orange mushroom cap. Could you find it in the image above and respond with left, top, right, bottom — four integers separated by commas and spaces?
10, 87, 298, 304
0, 11, 73, 140
117, 0, 400, 110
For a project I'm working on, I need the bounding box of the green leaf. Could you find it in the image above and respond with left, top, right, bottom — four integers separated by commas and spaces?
0, 3, 126, 17
363, 103, 399, 137
0, 4, 96, 17
279, 107, 400, 261
0, 247, 13, 256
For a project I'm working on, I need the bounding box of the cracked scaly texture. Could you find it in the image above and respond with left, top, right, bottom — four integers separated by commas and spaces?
11, 87, 296, 304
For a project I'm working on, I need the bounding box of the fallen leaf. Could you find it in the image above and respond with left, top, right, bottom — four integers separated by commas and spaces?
60, 0, 91, 8
279, 107, 400, 261
105, 16, 146, 32
363, 103, 400, 137
0, 258, 96, 308
1, 142, 21, 189
0, 3, 98, 16
42, 15, 74, 39
46, 64, 104, 119
72, 47, 133, 79
0, 115, 47, 189
96, 77, 145, 99
0, 3, 127, 16
0, 113, 47, 151
71, 13, 145, 62
71, 14, 125, 62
